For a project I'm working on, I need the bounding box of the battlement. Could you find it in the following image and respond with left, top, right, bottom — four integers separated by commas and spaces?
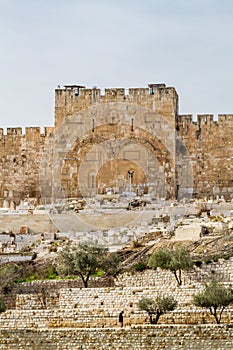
218, 114, 233, 123
0, 127, 54, 138
56, 83, 170, 98
177, 114, 233, 127
55, 83, 181, 101
6, 127, 23, 136
54, 83, 178, 127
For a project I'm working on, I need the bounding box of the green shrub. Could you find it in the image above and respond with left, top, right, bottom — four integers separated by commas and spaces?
203, 258, 212, 264
134, 262, 147, 271
223, 254, 231, 260
0, 298, 6, 313
193, 260, 202, 267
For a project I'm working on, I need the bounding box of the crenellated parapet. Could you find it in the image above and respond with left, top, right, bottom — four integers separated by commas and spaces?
54, 83, 178, 128
177, 113, 233, 127
6, 127, 23, 136
217, 114, 233, 124
0, 127, 54, 139
177, 114, 233, 139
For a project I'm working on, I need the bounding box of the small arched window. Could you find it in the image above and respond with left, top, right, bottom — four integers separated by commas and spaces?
88, 170, 96, 188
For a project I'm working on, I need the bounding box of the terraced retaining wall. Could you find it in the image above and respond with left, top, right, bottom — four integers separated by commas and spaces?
0, 325, 232, 350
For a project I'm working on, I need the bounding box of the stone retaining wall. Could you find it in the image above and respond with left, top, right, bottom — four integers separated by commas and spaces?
0, 325, 232, 349
4, 256, 233, 311
0, 308, 232, 329
115, 257, 233, 288
12, 285, 233, 326
2, 277, 114, 309
0, 258, 233, 348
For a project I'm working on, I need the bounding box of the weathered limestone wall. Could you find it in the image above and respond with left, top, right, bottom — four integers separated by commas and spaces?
11, 284, 233, 326
53, 92, 178, 199
3, 257, 233, 311
54, 86, 178, 128
2, 277, 114, 309
115, 257, 233, 288
0, 325, 232, 350
0, 259, 233, 348
1, 307, 232, 328
0, 127, 54, 206
1, 257, 232, 328
0, 84, 233, 203
177, 114, 233, 199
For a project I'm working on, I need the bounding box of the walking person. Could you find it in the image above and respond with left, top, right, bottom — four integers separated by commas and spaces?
119, 311, 124, 327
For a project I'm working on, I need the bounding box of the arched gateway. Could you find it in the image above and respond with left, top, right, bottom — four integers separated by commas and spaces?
43, 101, 184, 202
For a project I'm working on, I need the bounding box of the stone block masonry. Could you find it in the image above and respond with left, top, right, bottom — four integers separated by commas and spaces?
0, 325, 232, 349
2, 277, 114, 309
0, 83, 233, 205
1, 257, 232, 329
0, 258, 233, 348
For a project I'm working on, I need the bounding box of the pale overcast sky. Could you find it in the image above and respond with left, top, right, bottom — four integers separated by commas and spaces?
0, 0, 233, 128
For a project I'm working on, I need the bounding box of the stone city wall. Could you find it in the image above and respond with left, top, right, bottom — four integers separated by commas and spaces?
0, 84, 233, 203
176, 114, 233, 199
0, 127, 54, 206
54, 86, 178, 128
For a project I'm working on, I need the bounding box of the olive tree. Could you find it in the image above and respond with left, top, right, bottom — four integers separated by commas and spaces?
0, 264, 17, 292
138, 295, 177, 324
148, 246, 193, 286
193, 279, 233, 324
57, 242, 120, 287
0, 262, 29, 312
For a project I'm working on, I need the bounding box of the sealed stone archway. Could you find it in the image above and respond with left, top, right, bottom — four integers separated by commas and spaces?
40, 101, 193, 202
96, 158, 147, 195
60, 123, 175, 200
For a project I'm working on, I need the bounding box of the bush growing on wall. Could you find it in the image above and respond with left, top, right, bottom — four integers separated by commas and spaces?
0, 298, 5, 313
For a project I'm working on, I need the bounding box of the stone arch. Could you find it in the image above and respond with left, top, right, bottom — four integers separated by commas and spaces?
61, 123, 176, 199
40, 102, 193, 202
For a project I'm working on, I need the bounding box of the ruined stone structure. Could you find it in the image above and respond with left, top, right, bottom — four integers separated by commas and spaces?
0, 83, 233, 206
